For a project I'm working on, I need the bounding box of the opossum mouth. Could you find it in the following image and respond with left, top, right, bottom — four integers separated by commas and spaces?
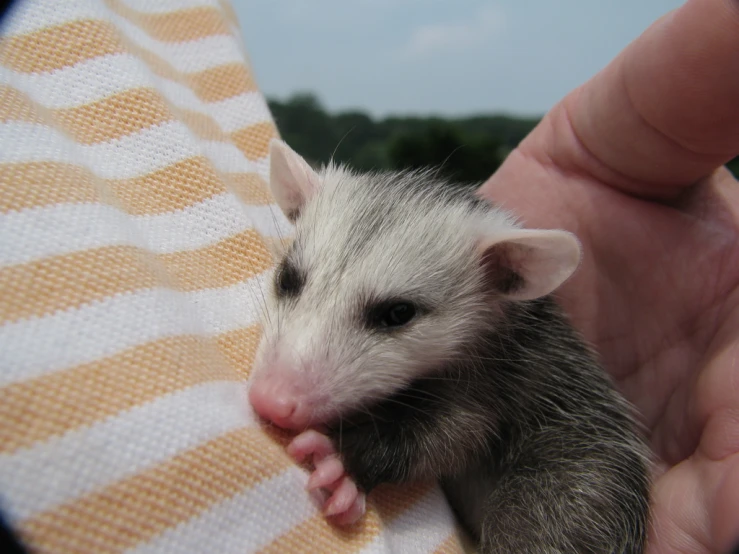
327, 376, 439, 433
328, 405, 391, 432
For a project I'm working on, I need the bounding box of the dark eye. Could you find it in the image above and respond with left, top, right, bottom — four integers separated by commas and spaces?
275, 261, 303, 297
368, 301, 417, 329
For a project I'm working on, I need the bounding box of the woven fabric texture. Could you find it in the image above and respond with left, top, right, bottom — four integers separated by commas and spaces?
0, 0, 466, 552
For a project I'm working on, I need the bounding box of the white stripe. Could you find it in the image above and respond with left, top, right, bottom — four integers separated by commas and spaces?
0, 197, 288, 267
209, 93, 273, 133
250, 155, 271, 181
0, 120, 269, 179
0, 381, 253, 521
190, 272, 272, 336
0, 288, 204, 386
0, 54, 273, 131
155, 79, 273, 133
1, 0, 242, 72
0, 62, 275, 181
201, 139, 264, 173
355, 535, 392, 554
0, 203, 139, 267
0, 121, 197, 179
0, 272, 271, 386
1, 0, 107, 37
110, 13, 242, 73
382, 486, 457, 553
126, 467, 319, 554
118, 0, 222, 13
0, 54, 158, 109
135, 196, 290, 254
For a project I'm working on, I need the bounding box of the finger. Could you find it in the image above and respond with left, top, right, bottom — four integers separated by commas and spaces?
712, 456, 739, 553
306, 456, 344, 491
324, 476, 359, 517
532, 0, 739, 197
286, 430, 335, 463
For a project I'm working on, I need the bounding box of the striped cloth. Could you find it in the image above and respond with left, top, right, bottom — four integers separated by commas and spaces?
0, 1, 467, 552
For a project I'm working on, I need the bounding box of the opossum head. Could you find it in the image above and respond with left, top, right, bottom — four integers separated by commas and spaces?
248, 139, 581, 430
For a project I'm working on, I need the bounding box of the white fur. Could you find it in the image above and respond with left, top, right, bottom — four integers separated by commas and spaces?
253, 140, 581, 425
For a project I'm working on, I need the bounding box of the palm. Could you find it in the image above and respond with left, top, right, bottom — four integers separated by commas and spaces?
479, 1, 739, 550
484, 142, 739, 554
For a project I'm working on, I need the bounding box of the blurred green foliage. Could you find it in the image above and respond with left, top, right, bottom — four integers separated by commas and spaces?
268, 92, 739, 182
267, 93, 537, 184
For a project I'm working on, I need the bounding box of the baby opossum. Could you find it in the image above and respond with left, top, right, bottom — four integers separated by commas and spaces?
249, 139, 651, 553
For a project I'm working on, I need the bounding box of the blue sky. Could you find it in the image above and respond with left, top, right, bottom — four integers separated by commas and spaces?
234, 0, 684, 118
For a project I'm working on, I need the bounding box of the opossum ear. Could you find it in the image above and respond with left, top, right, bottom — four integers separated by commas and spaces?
478, 229, 582, 301
269, 139, 320, 222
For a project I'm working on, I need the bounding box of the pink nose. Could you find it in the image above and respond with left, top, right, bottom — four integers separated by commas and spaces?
248, 372, 313, 430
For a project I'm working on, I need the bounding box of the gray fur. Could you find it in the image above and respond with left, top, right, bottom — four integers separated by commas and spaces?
258, 162, 651, 553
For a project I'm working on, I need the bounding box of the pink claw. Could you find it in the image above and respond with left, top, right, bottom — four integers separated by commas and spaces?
287, 429, 367, 526
325, 475, 360, 516
330, 490, 366, 526
286, 429, 335, 463
307, 456, 344, 490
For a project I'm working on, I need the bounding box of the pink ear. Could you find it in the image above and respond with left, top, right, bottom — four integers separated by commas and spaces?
269, 139, 320, 221
478, 229, 582, 301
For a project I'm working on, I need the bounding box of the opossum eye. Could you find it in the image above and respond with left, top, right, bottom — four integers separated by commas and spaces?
367, 301, 417, 329
275, 261, 303, 297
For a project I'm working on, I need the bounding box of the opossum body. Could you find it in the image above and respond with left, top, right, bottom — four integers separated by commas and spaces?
249, 139, 651, 553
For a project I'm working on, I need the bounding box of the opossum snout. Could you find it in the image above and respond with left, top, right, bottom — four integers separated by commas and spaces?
248, 369, 316, 431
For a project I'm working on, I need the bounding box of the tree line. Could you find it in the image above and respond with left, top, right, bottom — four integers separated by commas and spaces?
268, 92, 739, 183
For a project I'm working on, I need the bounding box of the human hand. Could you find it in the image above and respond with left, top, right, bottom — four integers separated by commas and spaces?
478, 0, 739, 552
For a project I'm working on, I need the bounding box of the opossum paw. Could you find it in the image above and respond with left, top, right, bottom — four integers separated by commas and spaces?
286, 429, 335, 463
287, 430, 366, 526
323, 476, 366, 525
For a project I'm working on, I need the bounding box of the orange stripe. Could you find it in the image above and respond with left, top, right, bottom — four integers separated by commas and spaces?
0, 157, 233, 215
0, 22, 256, 106
0, 162, 100, 213
219, 0, 241, 28
230, 120, 277, 160
130, 45, 258, 104
0, 332, 245, 453
262, 236, 293, 264
215, 325, 263, 380
176, 105, 230, 141
0, 325, 261, 454
19, 427, 292, 554
259, 482, 435, 554
0, 156, 274, 216
0, 86, 45, 124
258, 510, 383, 554
3, 80, 270, 160
109, 156, 227, 215
224, 172, 273, 205
186, 62, 257, 103
52, 87, 173, 145
50, 84, 265, 149
0, 19, 124, 73
0, 245, 159, 323
158, 228, 273, 291
0, 228, 273, 324
104, 0, 232, 44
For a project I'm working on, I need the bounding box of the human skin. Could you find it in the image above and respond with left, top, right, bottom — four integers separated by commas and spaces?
478, 0, 739, 552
